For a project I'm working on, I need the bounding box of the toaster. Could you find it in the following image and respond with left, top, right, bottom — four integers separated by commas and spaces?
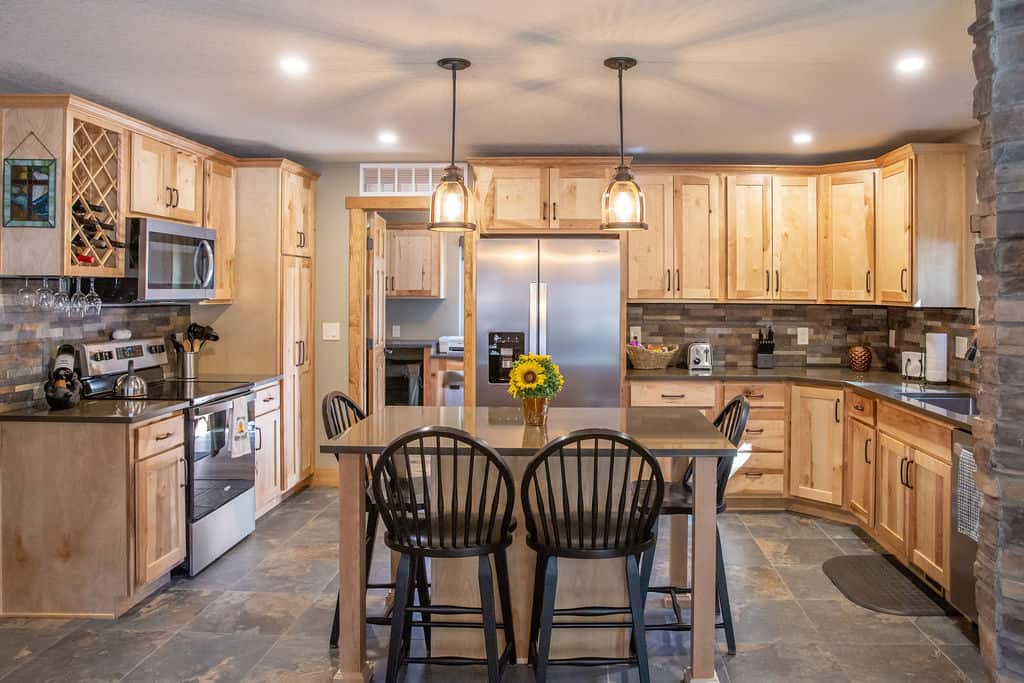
687, 342, 713, 371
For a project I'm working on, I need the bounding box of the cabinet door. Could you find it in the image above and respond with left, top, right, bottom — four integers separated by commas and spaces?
254, 409, 281, 516
282, 171, 314, 256
280, 370, 302, 490
908, 449, 951, 589
771, 176, 817, 300
788, 385, 844, 505
676, 174, 723, 300
820, 171, 875, 302
135, 446, 186, 585
280, 256, 311, 491
877, 159, 913, 303
477, 165, 550, 230
549, 166, 607, 229
203, 159, 237, 302
875, 433, 910, 557
847, 418, 876, 528
726, 175, 772, 300
130, 134, 172, 218
627, 174, 674, 299
168, 149, 202, 224
298, 258, 315, 479
387, 228, 444, 298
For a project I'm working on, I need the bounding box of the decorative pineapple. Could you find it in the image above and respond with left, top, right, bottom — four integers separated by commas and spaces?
848, 343, 873, 372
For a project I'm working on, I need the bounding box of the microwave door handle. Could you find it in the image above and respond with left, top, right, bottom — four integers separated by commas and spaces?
200, 240, 215, 288
193, 243, 204, 287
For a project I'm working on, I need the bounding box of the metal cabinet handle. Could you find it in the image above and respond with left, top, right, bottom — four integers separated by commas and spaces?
906, 460, 914, 489
675, 269, 680, 291
179, 457, 187, 488
155, 432, 174, 441
744, 472, 764, 479
661, 393, 687, 399
166, 186, 173, 207
262, 396, 275, 403
172, 188, 180, 208
295, 341, 302, 367
900, 268, 908, 294
765, 270, 770, 293
835, 398, 841, 423
865, 438, 872, 464
866, 270, 872, 293
854, 403, 865, 412
744, 392, 765, 400
666, 269, 671, 292
746, 427, 765, 434
254, 426, 263, 451
899, 457, 908, 487
775, 270, 780, 293
542, 201, 548, 221
552, 202, 557, 221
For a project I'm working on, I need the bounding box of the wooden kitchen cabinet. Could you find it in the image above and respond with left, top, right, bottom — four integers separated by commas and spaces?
475, 164, 549, 230
387, 226, 445, 298
771, 175, 817, 300
549, 166, 608, 229
281, 255, 314, 490
629, 380, 720, 418
875, 432, 910, 557
282, 169, 314, 256
203, 158, 237, 302
676, 174, 724, 299
627, 174, 675, 298
846, 416, 876, 528
819, 170, 875, 302
907, 448, 952, 588
135, 445, 187, 586
129, 133, 202, 224
254, 406, 281, 518
788, 385, 844, 505
876, 158, 913, 304
726, 174, 772, 300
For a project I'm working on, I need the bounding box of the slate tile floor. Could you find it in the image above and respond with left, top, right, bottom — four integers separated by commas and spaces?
0, 487, 984, 682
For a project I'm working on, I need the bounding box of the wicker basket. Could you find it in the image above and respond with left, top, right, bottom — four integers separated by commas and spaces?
625, 344, 679, 370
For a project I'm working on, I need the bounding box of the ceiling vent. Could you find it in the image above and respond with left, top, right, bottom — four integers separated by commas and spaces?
360, 163, 469, 196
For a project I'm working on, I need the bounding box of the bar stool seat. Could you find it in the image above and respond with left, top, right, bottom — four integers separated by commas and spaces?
393, 517, 516, 554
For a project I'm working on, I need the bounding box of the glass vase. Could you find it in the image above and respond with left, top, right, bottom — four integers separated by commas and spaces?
521, 397, 549, 427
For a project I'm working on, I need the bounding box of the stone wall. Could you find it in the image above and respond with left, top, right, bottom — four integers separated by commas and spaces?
0, 278, 189, 412
970, 0, 1024, 680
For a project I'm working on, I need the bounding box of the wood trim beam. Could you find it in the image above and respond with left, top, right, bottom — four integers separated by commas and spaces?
345, 196, 430, 210
348, 209, 367, 403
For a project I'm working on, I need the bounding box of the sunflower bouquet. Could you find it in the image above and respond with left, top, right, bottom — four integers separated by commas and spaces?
508, 354, 564, 426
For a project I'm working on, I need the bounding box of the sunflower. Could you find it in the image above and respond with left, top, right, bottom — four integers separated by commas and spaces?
509, 360, 546, 390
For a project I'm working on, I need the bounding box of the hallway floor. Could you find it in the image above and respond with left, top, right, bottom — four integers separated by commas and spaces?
0, 486, 985, 682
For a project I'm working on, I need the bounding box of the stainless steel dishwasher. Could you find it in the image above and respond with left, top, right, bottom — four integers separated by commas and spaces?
950, 428, 980, 621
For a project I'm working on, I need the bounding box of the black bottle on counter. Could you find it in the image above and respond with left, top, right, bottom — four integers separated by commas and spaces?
44, 344, 82, 410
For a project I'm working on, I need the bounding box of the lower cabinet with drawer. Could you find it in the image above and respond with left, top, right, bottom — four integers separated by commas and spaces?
629, 380, 720, 418
254, 381, 284, 518
135, 444, 187, 586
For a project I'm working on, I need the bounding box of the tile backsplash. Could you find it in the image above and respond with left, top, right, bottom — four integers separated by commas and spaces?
628, 303, 977, 386
0, 278, 189, 412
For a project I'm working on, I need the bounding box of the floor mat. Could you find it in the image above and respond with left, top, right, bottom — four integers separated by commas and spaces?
822, 554, 951, 616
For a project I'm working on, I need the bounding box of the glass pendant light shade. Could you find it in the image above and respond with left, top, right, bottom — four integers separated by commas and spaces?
429, 164, 475, 231
601, 165, 646, 231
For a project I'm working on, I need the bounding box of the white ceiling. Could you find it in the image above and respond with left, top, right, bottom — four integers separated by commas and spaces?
0, 0, 977, 165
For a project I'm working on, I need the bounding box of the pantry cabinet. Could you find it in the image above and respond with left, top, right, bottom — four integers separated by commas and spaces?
788, 385, 844, 505
387, 226, 445, 298
726, 174, 772, 300
129, 133, 202, 224
819, 170, 875, 302
282, 255, 314, 490
203, 159, 237, 302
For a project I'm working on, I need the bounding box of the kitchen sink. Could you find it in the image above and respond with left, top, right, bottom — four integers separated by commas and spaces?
898, 392, 979, 416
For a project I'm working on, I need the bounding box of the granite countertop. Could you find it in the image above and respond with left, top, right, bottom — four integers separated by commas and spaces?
0, 399, 190, 424
626, 366, 976, 430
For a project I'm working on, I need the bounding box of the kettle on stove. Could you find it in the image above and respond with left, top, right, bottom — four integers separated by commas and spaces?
113, 360, 148, 398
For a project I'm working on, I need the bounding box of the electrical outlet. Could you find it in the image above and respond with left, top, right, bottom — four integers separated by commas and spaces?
797, 327, 809, 345
629, 326, 642, 344
956, 336, 969, 358
889, 329, 897, 347
392, 325, 401, 338
322, 322, 341, 341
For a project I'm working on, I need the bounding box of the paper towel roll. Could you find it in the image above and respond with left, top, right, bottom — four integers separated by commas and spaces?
925, 333, 948, 383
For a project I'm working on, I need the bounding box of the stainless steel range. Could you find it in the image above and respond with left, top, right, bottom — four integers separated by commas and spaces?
80, 337, 256, 576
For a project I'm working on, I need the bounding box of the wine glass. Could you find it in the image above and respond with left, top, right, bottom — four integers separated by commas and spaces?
52, 278, 70, 315
17, 278, 36, 309
85, 278, 102, 316
68, 277, 86, 319
35, 278, 54, 311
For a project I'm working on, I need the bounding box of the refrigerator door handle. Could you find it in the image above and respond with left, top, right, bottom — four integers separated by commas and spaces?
538, 282, 548, 355
529, 282, 539, 354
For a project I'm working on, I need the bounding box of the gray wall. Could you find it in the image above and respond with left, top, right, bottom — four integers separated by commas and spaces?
385, 232, 462, 342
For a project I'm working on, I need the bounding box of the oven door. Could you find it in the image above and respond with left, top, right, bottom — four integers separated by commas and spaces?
188, 394, 255, 523
138, 218, 216, 301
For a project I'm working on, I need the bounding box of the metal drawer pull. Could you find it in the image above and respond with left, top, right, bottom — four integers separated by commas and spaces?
899, 457, 908, 486
864, 438, 872, 464
744, 472, 764, 479
900, 268, 908, 293
661, 393, 687, 399
744, 392, 765, 399
906, 460, 914, 489
746, 427, 765, 435
854, 403, 865, 411
262, 396, 275, 403
835, 398, 841, 423
155, 432, 174, 441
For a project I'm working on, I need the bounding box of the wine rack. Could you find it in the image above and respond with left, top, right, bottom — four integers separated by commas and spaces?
68, 118, 124, 276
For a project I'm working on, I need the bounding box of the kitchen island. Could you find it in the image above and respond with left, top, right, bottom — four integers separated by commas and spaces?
322, 405, 734, 683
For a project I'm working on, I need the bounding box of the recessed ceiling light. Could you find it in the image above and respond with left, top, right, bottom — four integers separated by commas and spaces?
377, 131, 398, 144
895, 54, 927, 75
792, 131, 813, 145
278, 55, 310, 77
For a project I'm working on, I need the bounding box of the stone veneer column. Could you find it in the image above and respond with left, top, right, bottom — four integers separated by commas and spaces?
971, 1, 1024, 680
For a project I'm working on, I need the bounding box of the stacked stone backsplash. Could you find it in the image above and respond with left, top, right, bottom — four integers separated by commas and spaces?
628, 303, 978, 386
0, 278, 189, 412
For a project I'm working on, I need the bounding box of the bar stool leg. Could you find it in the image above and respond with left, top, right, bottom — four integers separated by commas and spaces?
715, 528, 736, 655
626, 554, 651, 683
414, 556, 431, 654
365, 506, 379, 585
494, 548, 516, 663
534, 556, 558, 683
385, 554, 412, 683
527, 552, 546, 666
478, 555, 502, 683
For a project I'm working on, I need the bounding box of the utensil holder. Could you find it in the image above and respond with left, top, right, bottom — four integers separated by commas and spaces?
179, 352, 198, 379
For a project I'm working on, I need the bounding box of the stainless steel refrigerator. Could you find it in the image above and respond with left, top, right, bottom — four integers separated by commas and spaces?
475, 237, 621, 407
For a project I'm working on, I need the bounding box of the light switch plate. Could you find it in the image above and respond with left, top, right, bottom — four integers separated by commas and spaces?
956, 336, 969, 358
322, 322, 341, 341
797, 327, 809, 345
629, 326, 642, 344
889, 329, 897, 347
392, 325, 401, 338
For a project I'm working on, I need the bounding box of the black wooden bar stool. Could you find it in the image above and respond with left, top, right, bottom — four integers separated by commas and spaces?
322, 391, 429, 649
371, 426, 517, 683
645, 396, 750, 654
521, 428, 665, 683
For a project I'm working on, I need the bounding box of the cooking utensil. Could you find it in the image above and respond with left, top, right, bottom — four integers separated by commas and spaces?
113, 360, 148, 398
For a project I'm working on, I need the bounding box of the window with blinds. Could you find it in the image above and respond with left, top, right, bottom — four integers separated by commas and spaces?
359, 163, 469, 196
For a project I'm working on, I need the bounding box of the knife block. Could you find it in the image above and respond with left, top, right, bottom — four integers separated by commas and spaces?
756, 352, 775, 369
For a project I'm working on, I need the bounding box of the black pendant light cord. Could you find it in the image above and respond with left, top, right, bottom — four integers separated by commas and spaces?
450, 66, 457, 167
617, 64, 625, 167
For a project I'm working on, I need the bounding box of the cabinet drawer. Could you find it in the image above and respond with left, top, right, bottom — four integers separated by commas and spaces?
255, 383, 281, 415
723, 382, 786, 408
846, 391, 875, 423
630, 381, 718, 408
135, 415, 185, 460
742, 418, 786, 452
727, 472, 784, 497
736, 451, 784, 473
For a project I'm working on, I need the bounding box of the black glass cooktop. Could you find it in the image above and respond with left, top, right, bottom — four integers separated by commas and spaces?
91, 380, 253, 406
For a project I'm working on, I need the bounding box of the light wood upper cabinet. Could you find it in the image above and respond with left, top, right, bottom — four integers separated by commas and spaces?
203, 159, 237, 302
282, 170, 314, 256
771, 176, 817, 300
877, 159, 913, 304
908, 448, 952, 589
820, 170, 875, 302
168, 149, 201, 223
726, 175, 772, 300
550, 166, 608, 229
627, 175, 674, 299
387, 227, 445, 298
676, 174, 723, 299
135, 445, 186, 586
847, 417, 876, 528
129, 133, 201, 223
875, 432, 910, 557
788, 385, 844, 505
476, 165, 550, 231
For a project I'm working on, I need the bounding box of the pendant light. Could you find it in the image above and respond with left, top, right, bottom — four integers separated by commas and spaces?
600, 57, 647, 232
428, 57, 475, 232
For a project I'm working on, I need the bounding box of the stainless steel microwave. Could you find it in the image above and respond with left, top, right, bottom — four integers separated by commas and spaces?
96, 218, 216, 303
